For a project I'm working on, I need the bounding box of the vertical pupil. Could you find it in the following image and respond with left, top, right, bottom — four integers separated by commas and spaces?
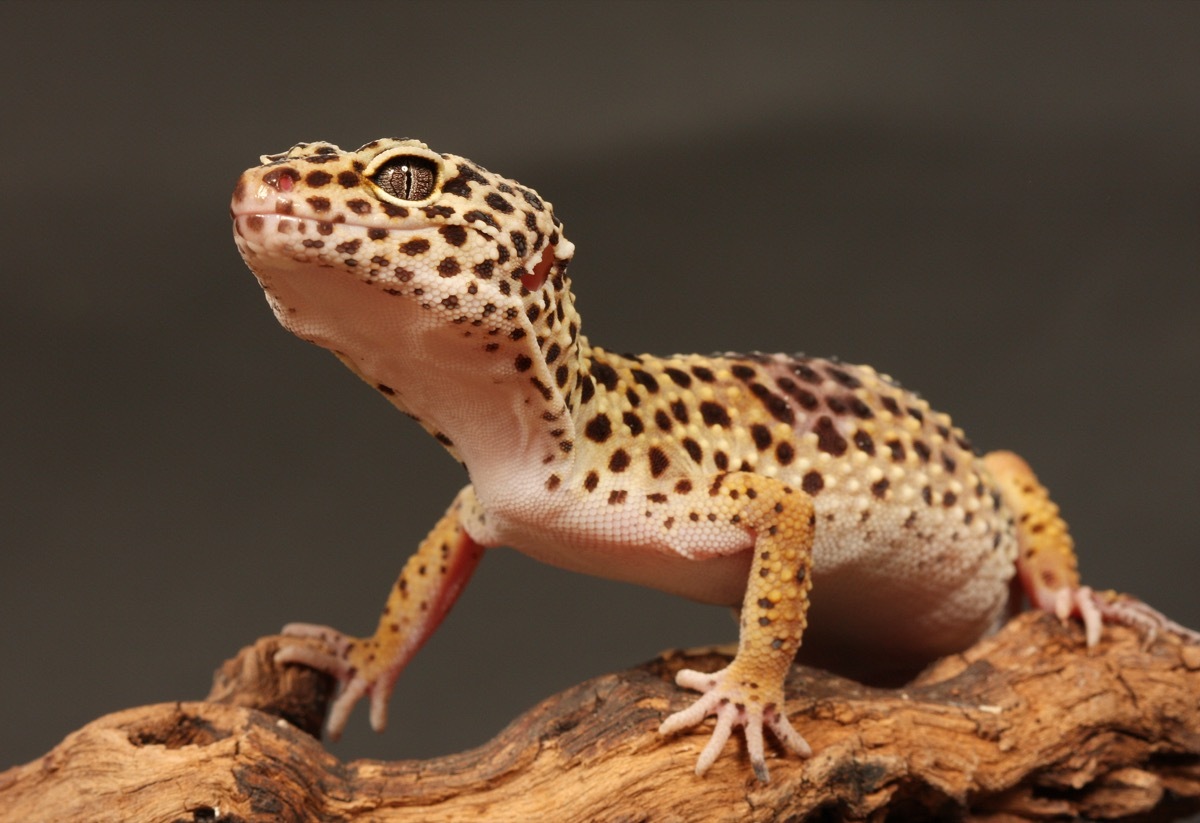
374, 156, 436, 200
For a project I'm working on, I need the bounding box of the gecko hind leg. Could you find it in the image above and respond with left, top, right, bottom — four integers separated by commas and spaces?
985, 451, 1199, 647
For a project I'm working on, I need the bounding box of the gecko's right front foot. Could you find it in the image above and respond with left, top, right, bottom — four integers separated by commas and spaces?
659, 663, 812, 782
276, 623, 398, 739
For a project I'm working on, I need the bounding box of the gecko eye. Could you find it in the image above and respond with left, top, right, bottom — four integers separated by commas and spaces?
370, 155, 438, 201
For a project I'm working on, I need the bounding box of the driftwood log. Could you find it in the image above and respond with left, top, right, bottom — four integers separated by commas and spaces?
2, 611, 1199, 821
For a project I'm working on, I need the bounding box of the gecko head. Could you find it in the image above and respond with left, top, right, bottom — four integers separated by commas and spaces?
231, 138, 577, 364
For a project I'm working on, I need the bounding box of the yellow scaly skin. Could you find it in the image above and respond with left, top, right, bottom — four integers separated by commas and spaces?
231, 139, 1198, 782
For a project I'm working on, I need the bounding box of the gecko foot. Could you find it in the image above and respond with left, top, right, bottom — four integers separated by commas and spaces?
659, 665, 811, 782
275, 623, 398, 739
1046, 587, 1200, 648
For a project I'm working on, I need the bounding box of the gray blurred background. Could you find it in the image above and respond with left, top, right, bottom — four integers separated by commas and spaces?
3, 0, 1197, 772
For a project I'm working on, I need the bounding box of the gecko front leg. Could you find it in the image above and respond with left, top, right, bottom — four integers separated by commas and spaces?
276, 485, 486, 738
659, 472, 816, 783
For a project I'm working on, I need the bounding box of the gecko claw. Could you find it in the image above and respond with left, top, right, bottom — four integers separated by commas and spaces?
275, 622, 399, 739
1047, 587, 1200, 648
661, 665, 810, 782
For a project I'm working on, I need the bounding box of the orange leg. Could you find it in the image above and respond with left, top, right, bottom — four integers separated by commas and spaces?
986, 451, 1199, 646
277, 486, 486, 737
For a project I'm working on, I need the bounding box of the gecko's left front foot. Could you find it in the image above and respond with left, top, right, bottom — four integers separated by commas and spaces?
659, 663, 812, 783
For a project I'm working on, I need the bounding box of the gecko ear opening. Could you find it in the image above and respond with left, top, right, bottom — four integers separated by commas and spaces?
521, 244, 556, 292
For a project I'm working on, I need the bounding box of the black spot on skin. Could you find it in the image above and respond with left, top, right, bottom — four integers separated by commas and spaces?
305, 170, 332, 187
381, 202, 408, 217
590, 361, 619, 391
335, 239, 361, 255
871, 478, 890, 499
750, 383, 795, 424
691, 365, 716, 382
908, 406, 925, 423
942, 454, 957, 474
826, 366, 861, 388
782, 382, 819, 410
625, 389, 640, 407
401, 239, 430, 256
700, 402, 731, 427
814, 416, 847, 456
510, 231, 528, 257
714, 451, 729, 470
648, 447, 670, 477
347, 198, 372, 215
731, 364, 756, 381
775, 441, 795, 465
881, 397, 902, 416
622, 412, 644, 436
439, 225, 468, 246
647, 492, 668, 503
546, 474, 561, 491
485, 192, 514, 213
584, 471, 599, 491
609, 449, 630, 472
654, 410, 672, 432
580, 375, 595, 404
423, 205, 455, 219
682, 438, 703, 463
514, 354, 533, 372
585, 414, 613, 443
922, 486, 934, 506
913, 440, 931, 462
305, 196, 331, 213
438, 257, 460, 277
750, 424, 772, 450
943, 492, 958, 507
608, 490, 627, 505
464, 209, 500, 229
435, 432, 453, 447
826, 395, 848, 415
664, 368, 692, 388
631, 370, 659, 392
802, 471, 824, 495
368, 228, 388, 240
376, 383, 395, 395
792, 362, 822, 384
545, 342, 561, 364
337, 170, 359, 187
887, 439, 906, 462
441, 176, 472, 197
853, 430, 875, 455
555, 364, 569, 387
848, 397, 874, 419
670, 400, 689, 424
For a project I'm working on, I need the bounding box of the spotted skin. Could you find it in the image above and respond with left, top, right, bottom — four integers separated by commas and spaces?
231, 139, 1198, 783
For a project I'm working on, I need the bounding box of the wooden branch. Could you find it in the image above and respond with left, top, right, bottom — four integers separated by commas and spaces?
3, 612, 1199, 821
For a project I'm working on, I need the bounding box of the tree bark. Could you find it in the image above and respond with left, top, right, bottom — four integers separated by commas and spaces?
3, 612, 1199, 822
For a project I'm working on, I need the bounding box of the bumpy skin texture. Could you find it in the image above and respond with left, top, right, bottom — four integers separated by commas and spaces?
230, 139, 1194, 782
